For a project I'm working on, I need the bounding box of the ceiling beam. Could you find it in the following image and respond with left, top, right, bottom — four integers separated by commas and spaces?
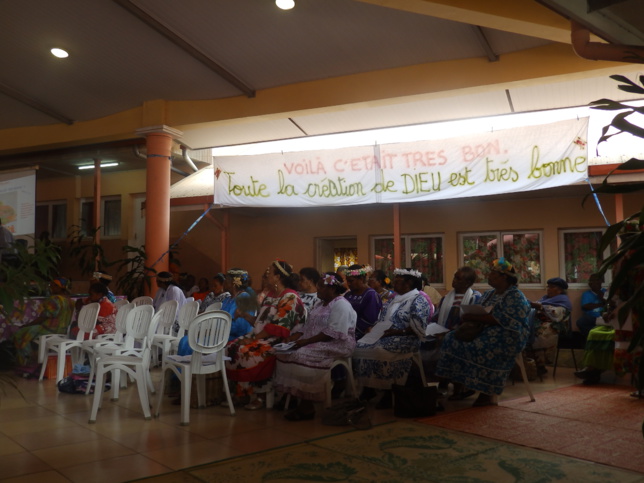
112, 0, 256, 98
356, 0, 573, 43
0, 82, 74, 125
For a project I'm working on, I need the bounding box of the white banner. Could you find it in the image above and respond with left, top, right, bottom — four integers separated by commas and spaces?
214, 118, 589, 207
0, 169, 36, 236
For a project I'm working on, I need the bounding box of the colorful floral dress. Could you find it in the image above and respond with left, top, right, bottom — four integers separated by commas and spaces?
225, 289, 305, 396
274, 296, 356, 401
352, 289, 430, 390
435, 285, 531, 395
12, 294, 74, 365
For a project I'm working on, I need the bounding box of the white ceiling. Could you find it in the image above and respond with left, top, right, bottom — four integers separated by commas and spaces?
1, 0, 644, 178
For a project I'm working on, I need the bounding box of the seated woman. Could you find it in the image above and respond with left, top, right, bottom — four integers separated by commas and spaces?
530, 277, 573, 375
12, 277, 74, 366
435, 258, 531, 407
91, 271, 116, 303
199, 273, 231, 312
74, 282, 117, 336
368, 269, 395, 305
344, 264, 382, 340
433, 267, 481, 330
298, 266, 321, 313
274, 272, 357, 421
575, 273, 608, 338
177, 268, 256, 358
225, 260, 306, 410
352, 268, 431, 409
191, 277, 210, 303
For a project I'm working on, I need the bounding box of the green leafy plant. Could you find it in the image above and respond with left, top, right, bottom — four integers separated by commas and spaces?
589, 74, 644, 393
0, 237, 61, 315
66, 224, 107, 276
111, 244, 157, 300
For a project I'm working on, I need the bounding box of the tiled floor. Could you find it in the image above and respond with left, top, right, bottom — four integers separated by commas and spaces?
0, 365, 582, 483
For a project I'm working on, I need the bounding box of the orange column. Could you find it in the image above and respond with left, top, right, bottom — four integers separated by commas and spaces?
136, 126, 183, 294
93, 158, 101, 271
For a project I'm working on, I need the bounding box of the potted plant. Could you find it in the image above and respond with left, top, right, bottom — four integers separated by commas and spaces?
589, 74, 644, 395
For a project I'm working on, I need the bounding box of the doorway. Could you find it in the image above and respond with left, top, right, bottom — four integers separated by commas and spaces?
316, 237, 358, 273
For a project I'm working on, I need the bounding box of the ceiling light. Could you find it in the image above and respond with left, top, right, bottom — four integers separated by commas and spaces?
50, 48, 69, 58
78, 162, 119, 170
276, 0, 294, 10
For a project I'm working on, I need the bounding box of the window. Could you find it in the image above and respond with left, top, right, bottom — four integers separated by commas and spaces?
80, 196, 121, 237
372, 234, 444, 285
559, 228, 611, 286
35, 201, 67, 240
459, 231, 543, 286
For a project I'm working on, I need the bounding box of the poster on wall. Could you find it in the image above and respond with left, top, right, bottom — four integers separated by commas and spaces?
213, 118, 589, 208
0, 169, 36, 236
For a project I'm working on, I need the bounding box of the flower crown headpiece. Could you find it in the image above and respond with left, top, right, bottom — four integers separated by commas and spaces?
393, 268, 422, 279
346, 265, 373, 277
227, 269, 248, 288
273, 260, 291, 277
322, 273, 342, 286
491, 257, 514, 275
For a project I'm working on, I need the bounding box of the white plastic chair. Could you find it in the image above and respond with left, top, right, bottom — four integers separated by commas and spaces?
168, 300, 200, 354
203, 301, 222, 313
38, 302, 100, 383
151, 300, 179, 365
88, 305, 158, 423
86, 305, 155, 395
131, 296, 153, 306
114, 298, 130, 310
81, 302, 134, 394
155, 310, 235, 425
325, 357, 357, 408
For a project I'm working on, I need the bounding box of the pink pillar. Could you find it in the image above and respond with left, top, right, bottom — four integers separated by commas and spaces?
136, 126, 183, 294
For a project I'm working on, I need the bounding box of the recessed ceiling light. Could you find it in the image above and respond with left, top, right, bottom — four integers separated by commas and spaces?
78, 162, 118, 170
276, 0, 294, 10
51, 48, 69, 58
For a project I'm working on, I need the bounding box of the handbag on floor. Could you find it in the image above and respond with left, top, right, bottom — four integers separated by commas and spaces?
321, 399, 371, 430
392, 383, 437, 418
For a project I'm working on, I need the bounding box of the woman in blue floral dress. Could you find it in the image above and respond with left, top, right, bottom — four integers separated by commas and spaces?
353, 268, 431, 408
435, 258, 531, 406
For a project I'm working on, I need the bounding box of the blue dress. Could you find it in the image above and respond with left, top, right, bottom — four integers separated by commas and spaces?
352, 290, 430, 389
177, 292, 254, 355
435, 285, 531, 395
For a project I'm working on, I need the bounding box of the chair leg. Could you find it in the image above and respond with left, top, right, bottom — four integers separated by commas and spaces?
180, 368, 191, 426
515, 354, 536, 402
38, 351, 49, 381
89, 364, 105, 423
553, 346, 560, 377
154, 366, 167, 418
220, 369, 236, 416
135, 366, 152, 420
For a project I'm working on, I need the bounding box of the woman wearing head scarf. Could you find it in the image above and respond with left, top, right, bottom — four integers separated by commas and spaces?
435, 258, 531, 406
12, 277, 74, 365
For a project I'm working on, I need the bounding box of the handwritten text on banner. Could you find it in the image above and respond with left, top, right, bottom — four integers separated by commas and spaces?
213, 118, 589, 207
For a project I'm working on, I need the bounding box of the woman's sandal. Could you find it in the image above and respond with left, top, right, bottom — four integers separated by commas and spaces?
448, 389, 475, 401
284, 409, 315, 421
244, 398, 264, 410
